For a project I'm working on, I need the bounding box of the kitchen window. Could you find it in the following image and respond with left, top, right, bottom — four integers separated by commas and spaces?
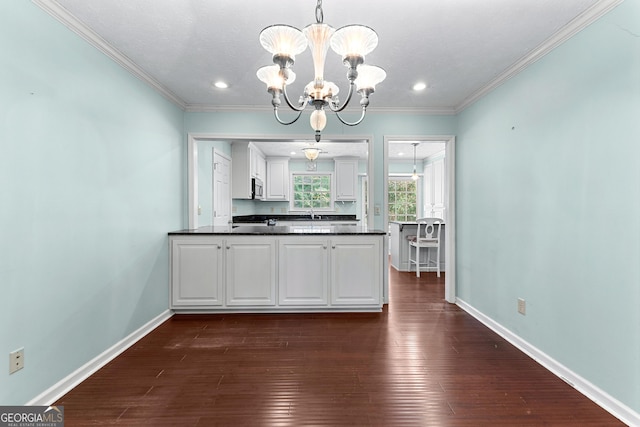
290, 173, 334, 211
388, 177, 417, 222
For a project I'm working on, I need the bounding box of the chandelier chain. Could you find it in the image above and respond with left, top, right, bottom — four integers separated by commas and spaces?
315, 0, 323, 24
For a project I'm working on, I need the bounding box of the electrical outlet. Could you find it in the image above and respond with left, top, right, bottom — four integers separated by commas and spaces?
517, 298, 526, 315
9, 348, 24, 374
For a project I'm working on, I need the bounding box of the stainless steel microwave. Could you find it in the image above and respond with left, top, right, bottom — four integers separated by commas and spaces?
252, 178, 263, 199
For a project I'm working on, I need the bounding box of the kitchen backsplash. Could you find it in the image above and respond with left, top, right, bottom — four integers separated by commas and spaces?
232, 199, 357, 216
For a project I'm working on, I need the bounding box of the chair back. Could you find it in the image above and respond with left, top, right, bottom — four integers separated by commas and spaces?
416, 217, 444, 243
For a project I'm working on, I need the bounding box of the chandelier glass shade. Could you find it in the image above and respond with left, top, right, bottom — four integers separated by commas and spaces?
302, 146, 321, 161
257, 0, 386, 142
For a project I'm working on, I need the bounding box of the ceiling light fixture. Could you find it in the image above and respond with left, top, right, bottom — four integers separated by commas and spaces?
302, 146, 321, 161
257, 0, 386, 143
213, 81, 229, 89
412, 82, 427, 91
411, 143, 419, 180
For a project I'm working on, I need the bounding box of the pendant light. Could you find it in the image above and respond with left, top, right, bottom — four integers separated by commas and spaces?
411, 143, 419, 180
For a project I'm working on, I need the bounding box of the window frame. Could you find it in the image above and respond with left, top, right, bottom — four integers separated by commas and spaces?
289, 172, 335, 212
387, 176, 418, 222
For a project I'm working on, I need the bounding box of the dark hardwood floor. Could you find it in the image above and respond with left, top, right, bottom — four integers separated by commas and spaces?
56, 268, 624, 426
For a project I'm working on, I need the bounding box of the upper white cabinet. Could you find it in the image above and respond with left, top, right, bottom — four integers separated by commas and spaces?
252, 148, 266, 181
423, 156, 445, 219
265, 157, 289, 201
334, 157, 358, 201
231, 142, 265, 199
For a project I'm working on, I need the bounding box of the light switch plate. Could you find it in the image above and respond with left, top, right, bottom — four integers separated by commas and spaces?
517, 298, 526, 315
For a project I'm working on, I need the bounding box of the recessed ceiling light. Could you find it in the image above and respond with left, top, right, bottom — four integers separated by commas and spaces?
290, 151, 296, 156
412, 82, 427, 91
213, 81, 229, 89
398, 152, 404, 156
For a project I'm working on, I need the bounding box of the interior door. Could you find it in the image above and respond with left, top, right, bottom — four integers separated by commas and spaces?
213, 150, 231, 227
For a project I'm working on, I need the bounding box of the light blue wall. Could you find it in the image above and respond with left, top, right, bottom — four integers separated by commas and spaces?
456, 1, 639, 414
0, 3, 184, 404
185, 112, 456, 229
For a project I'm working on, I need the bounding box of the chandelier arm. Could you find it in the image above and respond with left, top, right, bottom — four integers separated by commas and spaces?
282, 83, 307, 112
327, 82, 356, 113
333, 107, 367, 127
273, 107, 304, 126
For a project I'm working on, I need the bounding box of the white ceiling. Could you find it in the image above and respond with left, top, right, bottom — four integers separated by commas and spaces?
35, 0, 613, 158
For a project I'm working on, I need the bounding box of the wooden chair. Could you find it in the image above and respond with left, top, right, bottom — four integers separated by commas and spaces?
408, 217, 444, 277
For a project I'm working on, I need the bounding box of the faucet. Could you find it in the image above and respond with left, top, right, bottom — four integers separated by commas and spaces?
308, 207, 315, 220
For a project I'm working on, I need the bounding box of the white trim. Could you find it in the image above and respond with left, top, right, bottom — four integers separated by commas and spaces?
26, 310, 173, 406
384, 135, 456, 304
32, 0, 187, 109
187, 134, 198, 229
456, 299, 640, 427
456, 0, 624, 112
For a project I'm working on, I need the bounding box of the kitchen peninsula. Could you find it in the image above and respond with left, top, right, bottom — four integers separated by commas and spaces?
169, 225, 386, 313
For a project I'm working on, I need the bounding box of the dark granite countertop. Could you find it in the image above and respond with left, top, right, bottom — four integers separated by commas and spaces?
233, 214, 358, 223
169, 225, 385, 236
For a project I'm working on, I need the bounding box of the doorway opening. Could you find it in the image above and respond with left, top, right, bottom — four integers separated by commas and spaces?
383, 135, 456, 303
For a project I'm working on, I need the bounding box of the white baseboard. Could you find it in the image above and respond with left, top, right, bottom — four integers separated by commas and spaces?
26, 309, 174, 406
456, 299, 639, 427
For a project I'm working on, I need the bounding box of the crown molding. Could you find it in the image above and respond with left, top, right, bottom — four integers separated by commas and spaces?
455, 0, 624, 113
32, 0, 187, 110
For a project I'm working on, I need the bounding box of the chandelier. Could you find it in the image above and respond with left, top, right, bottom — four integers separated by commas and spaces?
257, 0, 386, 142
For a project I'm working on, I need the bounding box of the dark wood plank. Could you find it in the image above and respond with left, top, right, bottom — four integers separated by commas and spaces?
56, 268, 625, 426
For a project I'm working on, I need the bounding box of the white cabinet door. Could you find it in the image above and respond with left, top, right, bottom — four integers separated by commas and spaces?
432, 157, 445, 219
225, 237, 276, 306
330, 236, 381, 305
266, 157, 289, 201
278, 238, 329, 305
423, 162, 433, 216
423, 157, 445, 219
171, 238, 223, 307
251, 147, 266, 181
335, 158, 358, 201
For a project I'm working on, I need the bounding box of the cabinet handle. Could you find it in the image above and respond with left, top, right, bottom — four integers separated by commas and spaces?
323, 245, 327, 249
226, 246, 231, 250
332, 245, 336, 249
217, 245, 221, 249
